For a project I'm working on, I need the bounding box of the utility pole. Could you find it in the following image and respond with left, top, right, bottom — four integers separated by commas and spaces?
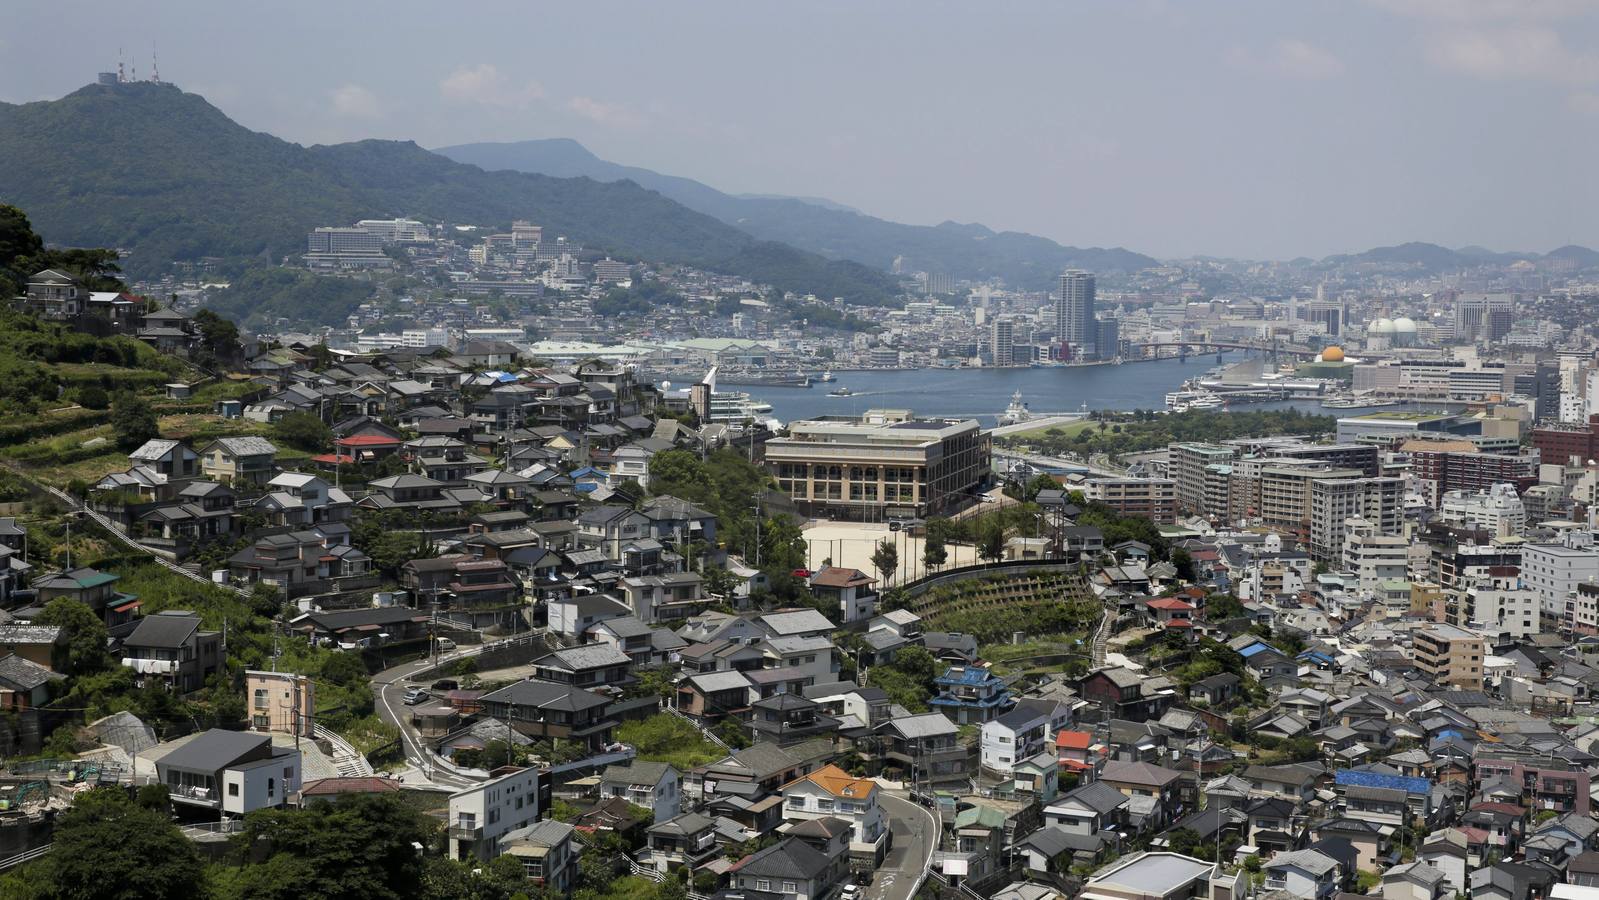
751, 498, 762, 568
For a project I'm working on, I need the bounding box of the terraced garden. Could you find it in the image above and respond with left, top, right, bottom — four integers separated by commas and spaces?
906, 569, 1103, 645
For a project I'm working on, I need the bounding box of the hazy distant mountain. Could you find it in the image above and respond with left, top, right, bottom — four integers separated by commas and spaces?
0, 84, 900, 304
1546, 244, 1599, 268
1316, 240, 1596, 272
435, 138, 1158, 290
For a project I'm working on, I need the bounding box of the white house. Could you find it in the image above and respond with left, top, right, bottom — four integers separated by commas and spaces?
1043, 781, 1127, 836
599, 761, 681, 821
1381, 861, 1448, 900
981, 703, 1053, 776
447, 766, 547, 862
780, 763, 889, 868
760, 635, 838, 685
547, 593, 631, 640
154, 729, 301, 820
611, 445, 656, 490
1264, 849, 1340, 900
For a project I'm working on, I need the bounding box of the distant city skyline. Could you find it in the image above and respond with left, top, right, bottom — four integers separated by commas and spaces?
3, 0, 1597, 260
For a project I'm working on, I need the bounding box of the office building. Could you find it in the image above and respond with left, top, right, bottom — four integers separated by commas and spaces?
1412, 624, 1484, 688
1453, 294, 1515, 343
1431, 538, 1521, 592
1096, 317, 1121, 360
1055, 270, 1096, 361
767, 410, 990, 521
306, 227, 381, 254
1521, 532, 1599, 619
1305, 300, 1345, 336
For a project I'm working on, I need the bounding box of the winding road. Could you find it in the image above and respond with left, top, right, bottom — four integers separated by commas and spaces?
370, 642, 512, 791
873, 794, 939, 900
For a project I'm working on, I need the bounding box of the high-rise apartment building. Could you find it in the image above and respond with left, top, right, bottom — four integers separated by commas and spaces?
990, 317, 1015, 367
1309, 475, 1404, 562
1169, 443, 1238, 516
1055, 270, 1096, 361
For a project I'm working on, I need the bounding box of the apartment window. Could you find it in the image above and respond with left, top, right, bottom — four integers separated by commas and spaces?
783, 882, 797, 893
267, 778, 275, 796
756, 881, 771, 892
228, 783, 240, 797
787, 796, 805, 809
254, 689, 268, 708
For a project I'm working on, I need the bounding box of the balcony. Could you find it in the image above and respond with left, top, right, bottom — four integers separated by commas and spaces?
448, 822, 483, 841
168, 783, 219, 807
123, 657, 179, 675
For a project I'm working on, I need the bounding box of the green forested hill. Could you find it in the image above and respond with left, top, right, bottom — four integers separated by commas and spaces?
0, 83, 900, 303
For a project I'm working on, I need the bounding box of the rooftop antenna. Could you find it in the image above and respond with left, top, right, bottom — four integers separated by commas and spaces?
150, 45, 160, 83
117, 47, 126, 83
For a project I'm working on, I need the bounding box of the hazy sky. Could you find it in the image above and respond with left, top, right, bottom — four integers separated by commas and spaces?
4, 0, 1598, 259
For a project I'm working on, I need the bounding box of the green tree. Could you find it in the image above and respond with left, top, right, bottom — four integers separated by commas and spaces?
109, 390, 158, 451
871, 538, 899, 588
922, 537, 948, 574
229, 794, 432, 900
1171, 547, 1196, 582
701, 564, 740, 601
272, 411, 333, 453
1166, 827, 1202, 857
74, 384, 109, 410
890, 646, 938, 683
34, 598, 110, 676
192, 308, 242, 363
977, 519, 1007, 563
28, 786, 204, 900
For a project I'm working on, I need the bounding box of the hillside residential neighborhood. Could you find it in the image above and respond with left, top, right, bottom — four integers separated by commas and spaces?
4, 14, 1599, 896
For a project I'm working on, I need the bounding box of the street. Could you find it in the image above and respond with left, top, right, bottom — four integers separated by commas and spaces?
872, 794, 938, 900
370, 646, 492, 791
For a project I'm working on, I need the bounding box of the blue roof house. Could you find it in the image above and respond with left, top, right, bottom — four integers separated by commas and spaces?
930, 665, 1013, 726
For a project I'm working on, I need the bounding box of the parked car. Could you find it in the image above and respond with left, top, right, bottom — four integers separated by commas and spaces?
431, 679, 460, 692
403, 688, 430, 705
435, 637, 457, 652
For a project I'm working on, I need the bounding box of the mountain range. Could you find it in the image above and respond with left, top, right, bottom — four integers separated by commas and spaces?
0, 82, 899, 304
1, 81, 1593, 304
435, 138, 1159, 290
1315, 241, 1599, 273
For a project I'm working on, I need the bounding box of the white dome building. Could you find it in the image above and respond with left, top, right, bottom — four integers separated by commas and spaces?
1367, 317, 1397, 350
1392, 317, 1418, 347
